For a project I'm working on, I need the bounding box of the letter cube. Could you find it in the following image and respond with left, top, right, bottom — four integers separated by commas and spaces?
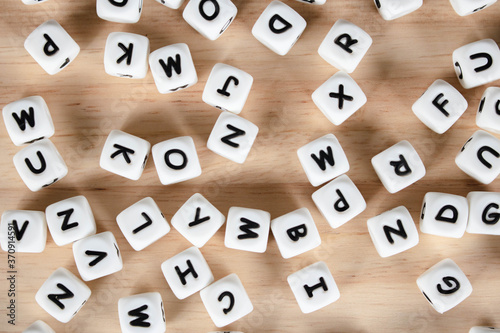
100, 130, 151, 181
450, 0, 497, 16
104, 32, 150, 79
207, 111, 259, 164
224, 207, 271, 253
171, 193, 226, 248
453, 39, 500, 89
417, 258, 472, 313
467, 191, 500, 235
312, 71, 367, 126
476, 87, 500, 134
287, 261, 340, 313
22, 0, 49, 4
116, 197, 170, 251
24, 20, 80, 75
202, 63, 254, 114
271, 208, 321, 259
412, 79, 468, 134
35, 267, 91, 323
297, 133, 350, 187
318, 19, 372, 73
200, 274, 253, 327
252, 0, 307, 56
149, 43, 198, 94
73, 231, 123, 281
155, 0, 185, 9
13, 139, 68, 192
152, 136, 202, 185
367, 206, 419, 258
419, 192, 469, 238
312, 174, 366, 229
96, 0, 143, 23
0, 210, 47, 253
45, 196, 97, 246
371, 140, 426, 193
470, 328, 500, 333
456, 130, 500, 184
23, 320, 55, 333
374, 0, 423, 20
161, 246, 214, 299
183, 0, 237, 40
2, 96, 54, 146
118, 292, 166, 333
293, 0, 326, 4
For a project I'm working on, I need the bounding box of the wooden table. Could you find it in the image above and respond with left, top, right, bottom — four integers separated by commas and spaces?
1, 0, 500, 332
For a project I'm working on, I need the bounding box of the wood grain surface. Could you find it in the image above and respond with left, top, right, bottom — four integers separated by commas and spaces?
1, 0, 500, 332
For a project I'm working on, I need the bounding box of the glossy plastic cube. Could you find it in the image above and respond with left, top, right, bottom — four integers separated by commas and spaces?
374, 0, 423, 20
0, 210, 47, 253
449, 0, 497, 16
183, 0, 237, 40
118, 292, 166, 333
224, 207, 271, 253
104, 32, 150, 79
96, 0, 143, 23
467, 191, 500, 235
476, 87, 500, 134
419, 192, 468, 238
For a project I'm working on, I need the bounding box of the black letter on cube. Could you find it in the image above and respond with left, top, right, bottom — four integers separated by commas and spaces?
303, 277, 328, 298
221, 125, 245, 148
269, 14, 292, 34
47, 283, 74, 310
477, 146, 500, 169
25, 151, 47, 174
43, 34, 59, 56
117, 43, 134, 65
218, 291, 235, 314
109, 0, 129, 7
311, 146, 335, 171
470, 53, 493, 73
111, 144, 135, 164
164, 149, 188, 170
217, 76, 239, 97
175, 260, 198, 285
333, 189, 350, 212
58, 208, 78, 231
128, 305, 151, 327
238, 217, 259, 239
199, 0, 220, 21
334, 34, 358, 54
159, 55, 182, 78
12, 220, 29, 241
389, 154, 412, 176
437, 276, 460, 294
12, 107, 35, 131
383, 220, 407, 244
189, 207, 210, 227
435, 205, 458, 223
482, 203, 500, 225
133, 212, 153, 234
432, 93, 450, 117
286, 224, 307, 241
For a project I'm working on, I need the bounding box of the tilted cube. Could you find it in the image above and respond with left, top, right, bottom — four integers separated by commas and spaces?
116, 197, 170, 251
183, 0, 238, 40
449, 0, 497, 16
456, 130, 500, 184
24, 20, 80, 75
2, 96, 54, 146
417, 258, 472, 313
419, 192, 469, 238
224, 207, 271, 253
374, 0, 423, 20
252, 1, 306, 56
467, 191, 500, 235
318, 19, 372, 73
118, 292, 166, 333
13, 139, 68, 191
312, 71, 367, 126
476, 87, 500, 134
96, 0, 143, 23
35, 267, 91, 323
469, 327, 500, 333
104, 32, 150, 79
45, 195, 96, 246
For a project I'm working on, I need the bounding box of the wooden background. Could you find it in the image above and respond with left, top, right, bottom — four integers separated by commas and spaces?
1, 0, 500, 332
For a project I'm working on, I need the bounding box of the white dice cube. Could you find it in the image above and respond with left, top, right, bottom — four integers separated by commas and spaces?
224, 207, 271, 253
476, 87, 500, 134
469, 328, 500, 333
207, 111, 259, 164
318, 19, 372, 73
183, 0, 237, 40
417, 258, 472, 314
293, 0, 326, 4
73, 231, 123, 281
202, 63, 254, 114
46, 196, 96, 246
152, 136, 202, 185
2, 96, 54, 146
371, 140, 426, 193
22, 0, 50, 5
13, 139, 68, 192
312, 174, 366, 229
456, 130, 500, 184
96, 0, 143, 23
161, 246, 214, 299
467, 191, 500, 235
116, 197, 170, 251
35, 267, 91, 323
312, 71, 367, 126
23, 320, 55, 333
412, 79, 468, 134
287, 261, 340, 314
171, 193, 226, 248
0, 210, 47, 253
24, 20, 80, 75
271, 208, 321, 259
200, 273, 253, 327
149, 43, 198, 94
155, 0, 185, 9
453, 39, 500, 89
419, 192, 469, 238
252, 0, 307, 56
374, 0, 423, 20
118, 292, 166, 333
367, 206, 419, 258
104, 32, 150, 79
297, 133, 350, 187
100, 130, 151, 181
450, 0, 497, 16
